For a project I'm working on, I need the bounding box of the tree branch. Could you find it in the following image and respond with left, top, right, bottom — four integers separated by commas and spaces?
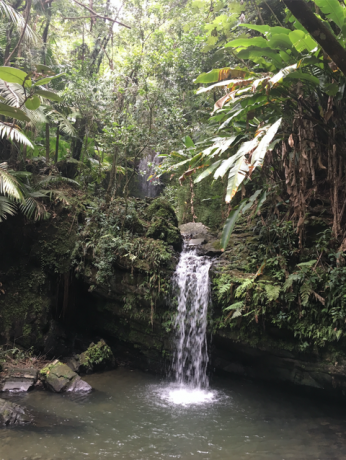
283, 0, 346, 76
69, 0, 130, 29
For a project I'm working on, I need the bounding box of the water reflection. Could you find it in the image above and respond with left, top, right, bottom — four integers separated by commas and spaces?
0, 368, 346, 460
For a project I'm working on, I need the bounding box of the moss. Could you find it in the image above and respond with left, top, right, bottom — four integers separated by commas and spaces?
40, 361, 62, 376
80, 340, 114, 369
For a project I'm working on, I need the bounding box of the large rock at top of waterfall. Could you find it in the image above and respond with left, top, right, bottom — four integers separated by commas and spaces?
179, 222, 222, 255
146, 199, 182, 250
0, 398, 32, 425
39, 362, 92, 393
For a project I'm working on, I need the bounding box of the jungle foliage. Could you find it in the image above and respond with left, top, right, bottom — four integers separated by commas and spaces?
3, 0, 346, 350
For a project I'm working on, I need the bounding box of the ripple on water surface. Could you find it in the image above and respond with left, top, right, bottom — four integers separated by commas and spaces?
1, 368, 346, 460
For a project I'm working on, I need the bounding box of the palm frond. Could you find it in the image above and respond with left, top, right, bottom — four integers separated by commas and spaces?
19, 196, 49, 220
45, 109, 76, 136
0, 162, 24, 200
0, 0, 39, 45
0, 122, 33, 148
0, 195, 16, 222
37, 175, 80, 188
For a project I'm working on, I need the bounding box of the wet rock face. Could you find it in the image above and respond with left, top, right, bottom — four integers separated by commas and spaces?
39, 362, 92, 393
0, 368, 38, 392
0, 398, 31, 425
179, 222, 222, 256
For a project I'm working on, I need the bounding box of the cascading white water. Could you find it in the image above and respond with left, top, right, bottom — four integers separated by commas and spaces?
172, 244, 212, 389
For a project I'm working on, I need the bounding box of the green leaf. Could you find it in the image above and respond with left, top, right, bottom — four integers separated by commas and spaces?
241, 189, 262, 214
0, 102, 30, 121
35, 89, 62, 102
225, 156, 249, 203
182, 136, 195, 148
194, 67, 250, 84
0, 66, 31, 87
297, 259, 317, 268
33, 73, 65, 86
196, 78, 253, 94
289, 30, 317, 53
224, 301, 244, 311
268, 64, 298, 87
35, 64, 55, 75
251, 118, 282, 168
314, 0, 344, 30
264, 284, 281, 301
221, 201, 247, 250
225, 37, 268, 49
239, 24, 290, 36
237, 48, 284, 69
194, 160, 222, 183
324, 82, 339, 96
255, 191, 267, 214
25, 95, 40, 110
286, 70, 319, 86
267, 34, 293, 51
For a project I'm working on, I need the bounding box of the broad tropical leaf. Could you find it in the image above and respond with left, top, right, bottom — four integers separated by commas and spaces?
250, 119, 282, 169
225, 156, 249, 203
221, 201, 247, 250
35, 89, 62, 102
195, 67, 251, 84
33, 73, 65, 86
0, 102, 30, 121
314, 0, 344, 30
194, 160, 221, 183
0, 67, 31, 87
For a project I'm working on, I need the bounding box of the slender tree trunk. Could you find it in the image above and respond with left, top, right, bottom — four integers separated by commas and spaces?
45, 123, 50, 163
42, 1, 52, 65
283, 0, 346, 76
4, 0, 32, 66
55, 123, 60, 164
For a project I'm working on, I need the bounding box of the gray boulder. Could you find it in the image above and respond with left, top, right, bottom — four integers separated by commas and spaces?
0, 398, 31, 425
1, 368, 38, 392
39, 362, 92, 393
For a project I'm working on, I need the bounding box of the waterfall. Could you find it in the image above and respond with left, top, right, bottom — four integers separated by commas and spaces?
172, 244, 212, 388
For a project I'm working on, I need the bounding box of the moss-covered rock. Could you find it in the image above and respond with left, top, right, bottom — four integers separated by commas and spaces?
0, 398, 31, 425
39, 361, 92, 393
145, 198, 182, 249
78, 339, 115, 373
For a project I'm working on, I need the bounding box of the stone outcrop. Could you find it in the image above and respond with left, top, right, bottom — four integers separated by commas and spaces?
0, 398, 31, 425
64, 339, 115, 374
39, 362, 92, 393
179, 222, 222, 255
0, 368, 38, 392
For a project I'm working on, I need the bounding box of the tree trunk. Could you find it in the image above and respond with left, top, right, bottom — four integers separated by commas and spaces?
72, 118, 86, 160
42, 1, 52, 65
283, 0, 346, 76
45, 123, 50, 163
55, 123, 60, 164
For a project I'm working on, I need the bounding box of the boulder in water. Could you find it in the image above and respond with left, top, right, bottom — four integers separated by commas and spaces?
0, 368, 38, 392
0, 398, 31, 425
39, 362, 92, 393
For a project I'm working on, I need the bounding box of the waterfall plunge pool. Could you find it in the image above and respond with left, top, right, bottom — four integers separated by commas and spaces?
1, 368, 346, 459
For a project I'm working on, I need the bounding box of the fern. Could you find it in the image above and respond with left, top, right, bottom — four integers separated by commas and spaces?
224, 301, 244, 311
300, 281, 312, 306
264, 283, 281, 301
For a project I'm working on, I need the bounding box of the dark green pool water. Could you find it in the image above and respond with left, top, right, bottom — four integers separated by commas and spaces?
1, 368, 346, 459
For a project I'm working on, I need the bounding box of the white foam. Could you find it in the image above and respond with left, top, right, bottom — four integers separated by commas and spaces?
156, 384, 217, 406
